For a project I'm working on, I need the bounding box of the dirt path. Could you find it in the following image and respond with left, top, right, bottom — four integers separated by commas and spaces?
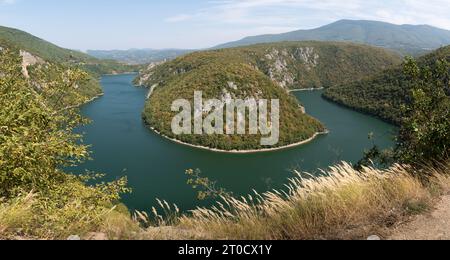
389, 195, 450, 240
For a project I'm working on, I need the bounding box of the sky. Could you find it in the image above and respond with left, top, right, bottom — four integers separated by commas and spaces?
1, 0, 450, 51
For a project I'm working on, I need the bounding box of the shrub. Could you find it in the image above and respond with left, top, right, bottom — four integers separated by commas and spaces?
0, 49, 130, 239
396, 57, 450, 164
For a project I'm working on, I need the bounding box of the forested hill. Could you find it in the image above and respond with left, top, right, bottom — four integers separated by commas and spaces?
0, 25, 138, 76
323, 45, 450, 124
136, 41, 401, 151
215, 20, 450, 56
0, 47, 102, 106
137, 41, 402, 90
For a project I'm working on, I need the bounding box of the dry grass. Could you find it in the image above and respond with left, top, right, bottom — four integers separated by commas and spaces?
2, 162, 449, 240
0, 193, 35, 239
0, 193, 140, 240
174, 162, 450, 240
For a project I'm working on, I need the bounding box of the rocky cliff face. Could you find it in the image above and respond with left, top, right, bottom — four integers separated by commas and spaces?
135, 42, 402, 92
19, 50, 45, 78
262, 47, 320, 89
134, 61, 166, 86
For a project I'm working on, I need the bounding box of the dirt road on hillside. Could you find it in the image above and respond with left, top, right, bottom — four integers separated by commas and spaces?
390, 195, 450, 240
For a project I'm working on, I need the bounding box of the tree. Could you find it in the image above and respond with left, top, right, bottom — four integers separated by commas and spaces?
0, 49, 130, 238
0, 49, 92, 197
355, 56, 449, 169
396, 57, 450, 164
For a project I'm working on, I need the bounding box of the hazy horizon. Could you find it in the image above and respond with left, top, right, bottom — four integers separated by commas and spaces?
1, 0, 450, 51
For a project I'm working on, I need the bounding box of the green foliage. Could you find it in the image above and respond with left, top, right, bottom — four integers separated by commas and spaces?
0, 25, 94, 64
185, 169, 231, 200
28, 63, 103, 107
324, 46, 450, 125
139, 41, 401, 90
0, 25, 140, 77
355, 134, 395, 169
0, 49, 130, 239
0, 49, 88, 197
352, 54, 449, 168
143, 56, 325, 150
137, 41, 400, 150
396, 57, 450, 164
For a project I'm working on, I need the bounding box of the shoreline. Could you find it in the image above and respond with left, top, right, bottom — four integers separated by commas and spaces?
84, 93, 104, 104
142, 81, 329, 154
102, 72, 138, 76
147, 124, 329, 154
289, 87, 325, 92
58, 93, 104, 112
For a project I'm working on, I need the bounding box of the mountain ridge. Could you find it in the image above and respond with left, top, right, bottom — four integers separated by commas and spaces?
0, 25, 136, 104
214, 20, 450, 55
87, 48, 195, 65
137, 41, 402, 91
0, 25, 138, 77
0, 25, 97, 64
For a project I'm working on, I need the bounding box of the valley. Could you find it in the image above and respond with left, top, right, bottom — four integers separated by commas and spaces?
0, 12, 449, 240
73, 74, 396, 211
136, 41, 400, 151
87, 49, 194, 65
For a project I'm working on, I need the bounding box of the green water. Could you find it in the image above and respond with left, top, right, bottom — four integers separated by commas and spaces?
74, 74, 397, 211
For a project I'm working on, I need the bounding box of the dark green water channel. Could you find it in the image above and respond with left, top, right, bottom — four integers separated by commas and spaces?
74, 74, 397, 211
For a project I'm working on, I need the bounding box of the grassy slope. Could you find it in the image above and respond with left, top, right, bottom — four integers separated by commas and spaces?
4, 161, 449, 240
323, 45, 450, 124
175, 163, 450, 240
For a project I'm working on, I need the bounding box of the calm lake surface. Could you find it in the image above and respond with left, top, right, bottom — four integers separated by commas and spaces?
74, 74, 397, 211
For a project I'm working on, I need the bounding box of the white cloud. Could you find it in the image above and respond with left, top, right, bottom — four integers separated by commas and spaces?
166, 0, 450, 30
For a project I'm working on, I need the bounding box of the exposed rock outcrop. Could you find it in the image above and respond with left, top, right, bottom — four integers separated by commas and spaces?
20, 50, 44, 78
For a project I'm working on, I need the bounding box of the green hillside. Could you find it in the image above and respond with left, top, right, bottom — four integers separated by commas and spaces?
0, 25, 94, 63
138, 41, 402, 90
215, 20, 450, 56
0, 25, 138, 76
143, 56, 325, 151
137, 41, 400, 151
0, 25, 143, 105
27, 61, 103, 106
323, 45, 450, 124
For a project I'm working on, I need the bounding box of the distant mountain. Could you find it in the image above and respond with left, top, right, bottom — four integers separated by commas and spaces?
87, 49, 194, 64
215, 20, 450, 56
0, 25, 137, 76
